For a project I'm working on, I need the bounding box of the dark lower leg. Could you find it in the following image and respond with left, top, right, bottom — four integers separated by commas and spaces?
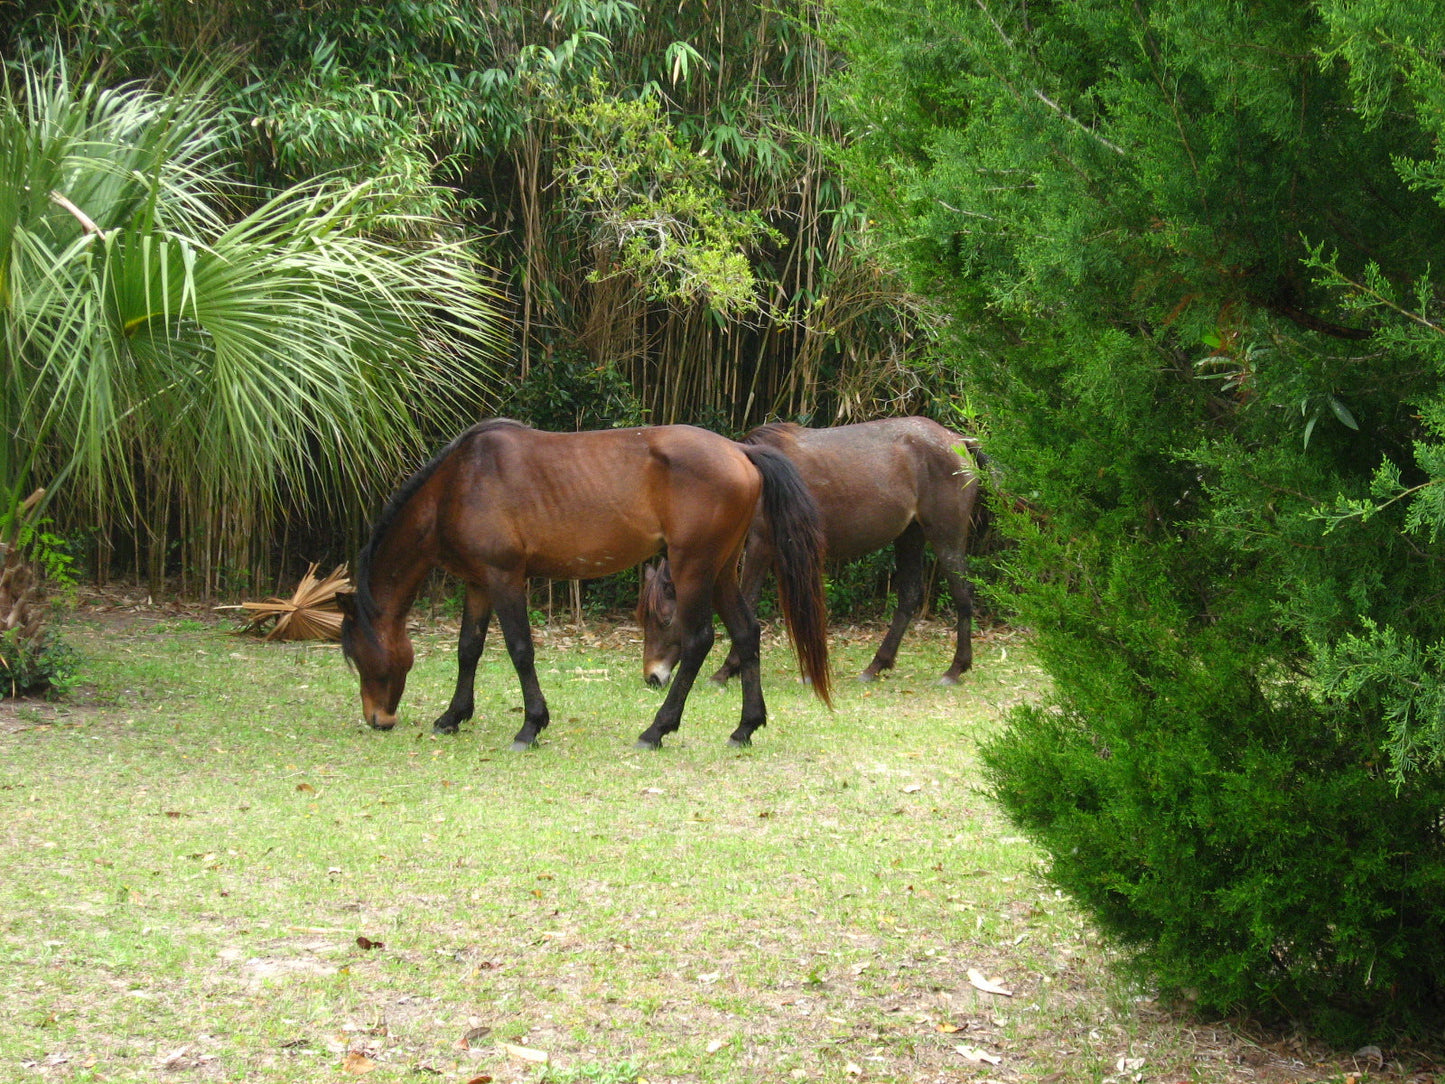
433, 588, 490, 733
715, 586, 765, 744
710, 551, 767, 684
863, 530, 924, 681
939, 565, 974, 684
492, 589, 549, 749
637, 615, 714, 749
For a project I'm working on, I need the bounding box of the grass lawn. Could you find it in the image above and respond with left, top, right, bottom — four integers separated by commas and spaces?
0, 596, 1426, 1083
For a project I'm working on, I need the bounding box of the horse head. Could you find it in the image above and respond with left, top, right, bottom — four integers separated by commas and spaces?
636, 561, 681, 688
337, 589, 414, 729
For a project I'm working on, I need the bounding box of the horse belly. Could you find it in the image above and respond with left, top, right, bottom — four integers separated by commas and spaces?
523, 513, 660, 581
529, 542, 651, 580
813, 484, 916, 559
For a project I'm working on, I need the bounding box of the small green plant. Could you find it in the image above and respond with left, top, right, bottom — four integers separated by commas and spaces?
0, 512, 77, 588
0, 626, 79, 698
542, 1061, 642, 1084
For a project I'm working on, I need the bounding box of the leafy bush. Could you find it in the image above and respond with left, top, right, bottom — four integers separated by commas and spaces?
502, 348, 647, 433
832, 0, 1445, 1036
0, 626, 79, 698
981, 587, 1445, 1036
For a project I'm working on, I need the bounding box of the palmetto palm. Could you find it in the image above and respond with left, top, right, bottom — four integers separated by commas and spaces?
1, 60, 502, 597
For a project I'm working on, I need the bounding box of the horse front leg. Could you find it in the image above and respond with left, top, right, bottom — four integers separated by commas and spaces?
636, 596, 715, 750
490, 577, 550, 750
433, 585, 491, 734
862, 525, 925, 682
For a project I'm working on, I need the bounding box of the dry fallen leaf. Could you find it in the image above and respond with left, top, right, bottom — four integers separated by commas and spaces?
341, 1050, 376, 1074
157, 1044, 190, 1069
500, 1042, 549, 1064
967, 967, 1013, 997
355, 936, 384, 951
954, 1044, 1002, 1065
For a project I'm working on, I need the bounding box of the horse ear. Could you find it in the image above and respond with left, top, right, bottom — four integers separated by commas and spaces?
335, 589, 357, 619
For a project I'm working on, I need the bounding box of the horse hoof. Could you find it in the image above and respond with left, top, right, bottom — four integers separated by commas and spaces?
509, 739, 536, 752
727, 735, 753, 748
857, 670, 879, 684
635, 737, 662, 751
936, 674, 961, 687
432, 723, 460, 735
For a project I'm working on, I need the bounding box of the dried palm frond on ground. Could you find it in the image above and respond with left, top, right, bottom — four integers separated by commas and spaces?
230, 563, 349, 641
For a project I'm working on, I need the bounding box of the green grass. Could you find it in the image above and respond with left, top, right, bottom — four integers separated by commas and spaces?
0, 610, 1394, 1083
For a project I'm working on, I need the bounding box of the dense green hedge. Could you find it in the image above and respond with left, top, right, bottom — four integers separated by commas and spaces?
830, 0, 1445, 1036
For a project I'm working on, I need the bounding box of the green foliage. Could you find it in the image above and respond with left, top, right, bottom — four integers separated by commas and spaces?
984, 690, 1445, 1040
501, 348, 646, 432
0, 625, 78, 697
0, 57, 503, 591
1312, 619, 1445, 782
0, 513, 77, 587
8, 0, 938, 445
824, 549, 892, 621
557, 89, 780, 316
830, 0, 1445, 1033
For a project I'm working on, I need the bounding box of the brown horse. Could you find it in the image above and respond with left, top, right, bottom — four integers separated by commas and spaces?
640, 417, 984, 687
338, 419, 831, 751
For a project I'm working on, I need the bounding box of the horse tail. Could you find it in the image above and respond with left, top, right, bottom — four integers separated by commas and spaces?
741, 444, 833, 707
956, 434, 1004, 551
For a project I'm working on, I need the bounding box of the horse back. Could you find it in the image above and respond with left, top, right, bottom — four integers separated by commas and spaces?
434, 423, 758, 579
746, 417, 978, 560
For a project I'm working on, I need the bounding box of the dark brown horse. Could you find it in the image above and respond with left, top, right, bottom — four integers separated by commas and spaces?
338, 419, 831, 750
640, 417, 984, 687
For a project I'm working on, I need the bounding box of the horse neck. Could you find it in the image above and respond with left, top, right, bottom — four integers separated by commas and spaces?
363, 505, 437, 628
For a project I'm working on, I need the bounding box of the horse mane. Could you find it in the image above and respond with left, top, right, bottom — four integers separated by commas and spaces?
742, 421, 804, 449
348, 418, 529, 649
634, 560, 669, 625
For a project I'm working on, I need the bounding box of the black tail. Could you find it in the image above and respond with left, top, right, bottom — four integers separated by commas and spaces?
958, 435, 1000, 550
742, 444, 833, 706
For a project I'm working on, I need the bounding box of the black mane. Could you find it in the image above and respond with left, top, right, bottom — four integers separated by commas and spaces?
348, 418, 528, 648
743, 421, 803, 446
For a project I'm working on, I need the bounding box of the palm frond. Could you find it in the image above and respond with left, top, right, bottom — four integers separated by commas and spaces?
231, 563, 350, 642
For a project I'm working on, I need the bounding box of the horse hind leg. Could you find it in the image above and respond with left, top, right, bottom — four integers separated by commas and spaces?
709, 539, 767, 685
861, 524, 925, 682
489, 577, 551, 750
921, 483, 977, 685
636, 584, 717, 750
713, 575, 765, 745
936, 557, 974, 686
433, 585, 490, 734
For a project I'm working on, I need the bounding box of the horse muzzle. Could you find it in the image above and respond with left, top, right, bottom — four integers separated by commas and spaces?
365, 708, 398, 730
